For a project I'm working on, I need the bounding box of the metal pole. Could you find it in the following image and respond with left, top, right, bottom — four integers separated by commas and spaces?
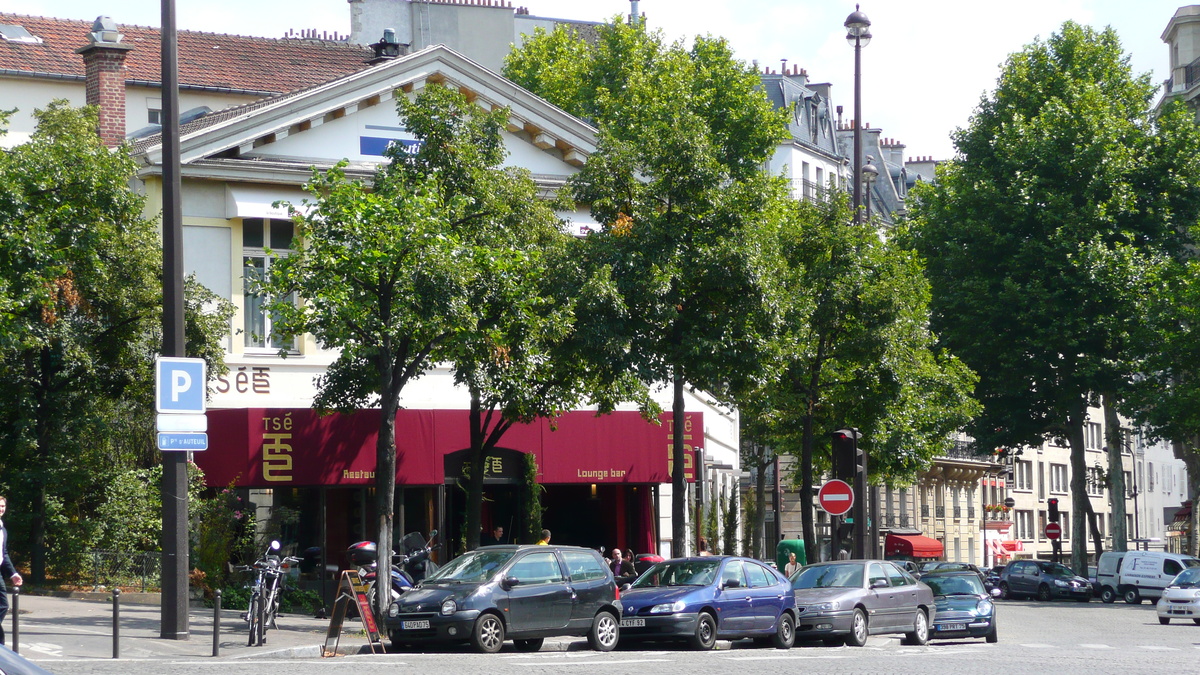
212, 589, 221, 657
112, 589, 120, 659
11, 586, 18, 654
852, 35, 863, 224
160, 0, 189, 640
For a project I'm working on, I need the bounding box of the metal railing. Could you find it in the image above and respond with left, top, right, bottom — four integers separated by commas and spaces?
85, 550, 162, 592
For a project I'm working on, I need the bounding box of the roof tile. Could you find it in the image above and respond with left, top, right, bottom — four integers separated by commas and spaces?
0, 13, 374, 94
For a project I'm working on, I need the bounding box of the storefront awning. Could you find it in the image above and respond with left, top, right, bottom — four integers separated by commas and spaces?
225, 185, 311, 220
885, 533, 943, 559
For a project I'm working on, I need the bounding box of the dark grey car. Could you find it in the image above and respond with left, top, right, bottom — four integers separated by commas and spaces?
386, 545, 620, 653
997, 559, 1091, 601
790, 560, 936, 647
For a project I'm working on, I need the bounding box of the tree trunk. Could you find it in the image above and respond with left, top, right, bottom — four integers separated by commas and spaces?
465, 390, 486, 552
1102, 394, 1128, 552
671, 371, 687, 558
754, 451, 767, 559
1082, 500, 1104, 562
800, 409, 816, 565
374, 384, 399, 619
1067, 397, 1090, 575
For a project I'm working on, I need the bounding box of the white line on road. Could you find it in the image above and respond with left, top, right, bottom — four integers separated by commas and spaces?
506, 659, 673, 666
1078, 643, 1116, 649
1138, 645, 1179, 651
1016, 643, 1054, 648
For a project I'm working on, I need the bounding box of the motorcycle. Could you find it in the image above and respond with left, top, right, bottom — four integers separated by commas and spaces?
236, 540, 300, 646
345, 530, 439, 617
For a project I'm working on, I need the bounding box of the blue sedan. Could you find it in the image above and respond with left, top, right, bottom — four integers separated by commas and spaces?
618, 556, 796, 650
921, 570, 999, 642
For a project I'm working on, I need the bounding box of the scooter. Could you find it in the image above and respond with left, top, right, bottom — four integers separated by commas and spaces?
345, 530, 439, 616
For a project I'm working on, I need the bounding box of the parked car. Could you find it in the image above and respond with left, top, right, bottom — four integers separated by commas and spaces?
997, 560, 1091, 602
1087, 565, 1102, 597
1155, 565, 1200, 624
984, 564, 1007, 590
618, 556, 796, 650
632, 552, 664, 576
920, 570, 999, 643
790, 560, 936, 647
1097, 550, 1200, 604
386, 545, 621, 653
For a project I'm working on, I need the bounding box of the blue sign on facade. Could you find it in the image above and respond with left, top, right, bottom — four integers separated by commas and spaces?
158, 433, 209, 451
156, 357, 207, 414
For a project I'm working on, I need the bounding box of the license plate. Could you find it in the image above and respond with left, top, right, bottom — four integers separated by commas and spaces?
938, 623, 966, 631
402, 620, 430, 630
620, 618, 645, 628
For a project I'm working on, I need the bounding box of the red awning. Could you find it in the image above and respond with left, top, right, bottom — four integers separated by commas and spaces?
885, 533, 943, 559
1000, 539, 1024, 552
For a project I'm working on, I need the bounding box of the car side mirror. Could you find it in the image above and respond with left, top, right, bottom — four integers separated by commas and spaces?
871, 578, 888, 589
723, 578, 742, 589
501, 575, 520, 591
991, 588, 1002, 598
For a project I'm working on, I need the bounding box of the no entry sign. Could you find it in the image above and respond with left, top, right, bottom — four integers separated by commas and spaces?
1045, 523, 1062, 540
818, 479, 855, 517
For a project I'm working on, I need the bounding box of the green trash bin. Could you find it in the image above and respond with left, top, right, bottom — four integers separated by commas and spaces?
776, 539, 806, 576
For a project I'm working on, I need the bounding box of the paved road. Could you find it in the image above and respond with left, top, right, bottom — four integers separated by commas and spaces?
21, 595, 1200, 675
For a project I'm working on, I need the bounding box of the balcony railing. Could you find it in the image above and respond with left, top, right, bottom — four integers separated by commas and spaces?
921, 505, 929, 518
935, 506, 946, 518
953, 506, 962, 519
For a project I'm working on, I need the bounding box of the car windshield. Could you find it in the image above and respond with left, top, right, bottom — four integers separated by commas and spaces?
1171, 567, 1200, 588
1038, 562, 1076, 578
791, 563, 864, 589
630, 559, 720, 588
424, 550, 515, 583
923, 574, 985, 596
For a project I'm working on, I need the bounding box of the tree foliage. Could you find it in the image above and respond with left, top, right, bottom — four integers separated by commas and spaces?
508, 18, 789, 556
901, 22, 1200, 570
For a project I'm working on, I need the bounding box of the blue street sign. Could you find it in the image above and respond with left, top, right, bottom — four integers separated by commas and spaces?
156, 357, 207, 414
157, 432, 209, 451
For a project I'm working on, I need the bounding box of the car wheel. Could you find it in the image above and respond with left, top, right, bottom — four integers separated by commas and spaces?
901, 609, 929, 646
1159, 617, 1170, 625
1123, 588, 1142, 605
689, 612, 717, 651
588, 611, 619, 652
998, 582, 1012, 600
1037, 584, 1053, 602
771, 613, 794, 649
471, 613, 505, 654
1100, 586, 1116, 604
845, 608, 869, 647
985, 623, 998, 644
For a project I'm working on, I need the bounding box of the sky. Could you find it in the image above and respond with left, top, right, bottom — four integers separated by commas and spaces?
4, 0, 1187, 160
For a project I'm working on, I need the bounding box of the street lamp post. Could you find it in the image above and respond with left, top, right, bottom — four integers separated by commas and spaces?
845, 5, 872, 224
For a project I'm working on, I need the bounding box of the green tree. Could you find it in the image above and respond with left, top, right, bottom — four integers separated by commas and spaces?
508, 19, 789, 556
747, 195, 978, 563
902, 23, 1200, 571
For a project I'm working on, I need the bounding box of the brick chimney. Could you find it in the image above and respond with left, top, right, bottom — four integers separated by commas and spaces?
75, 17, 133, 148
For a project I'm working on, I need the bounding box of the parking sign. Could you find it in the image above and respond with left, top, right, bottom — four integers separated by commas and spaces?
156, 357, 207, 414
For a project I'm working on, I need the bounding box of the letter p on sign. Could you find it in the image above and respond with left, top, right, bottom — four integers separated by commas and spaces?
156, 357, 207, 414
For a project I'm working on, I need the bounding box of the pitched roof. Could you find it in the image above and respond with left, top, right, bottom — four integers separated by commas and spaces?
0, 13, 374, 94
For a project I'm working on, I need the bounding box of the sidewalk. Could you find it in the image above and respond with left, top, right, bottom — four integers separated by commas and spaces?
9, 592, 363, 663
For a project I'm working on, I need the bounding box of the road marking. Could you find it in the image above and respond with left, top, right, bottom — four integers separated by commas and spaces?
1079, 643, 1115, 649
21, 642, 64, 656
1017, 643, 1054, 648
1139, 645, 1179, 651
508, 659, 673, 666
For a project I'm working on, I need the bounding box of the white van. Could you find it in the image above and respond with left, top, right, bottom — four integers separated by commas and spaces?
1096, 551, 1200, 604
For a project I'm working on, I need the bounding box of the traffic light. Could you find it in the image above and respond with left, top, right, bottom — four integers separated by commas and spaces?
831, 429, 863, 482
1048, 497, 1059, 523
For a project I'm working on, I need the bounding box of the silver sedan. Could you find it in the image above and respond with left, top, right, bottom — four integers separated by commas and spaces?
790, 560, 936, 646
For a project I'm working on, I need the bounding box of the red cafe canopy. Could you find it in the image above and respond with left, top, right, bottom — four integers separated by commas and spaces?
885, 533, 944, 559
197, 408, 701, 488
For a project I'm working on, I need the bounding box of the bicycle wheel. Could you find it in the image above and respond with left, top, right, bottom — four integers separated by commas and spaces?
247, 594, 261, 647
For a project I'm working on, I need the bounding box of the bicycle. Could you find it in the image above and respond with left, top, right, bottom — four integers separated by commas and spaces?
237, 540, 300, 646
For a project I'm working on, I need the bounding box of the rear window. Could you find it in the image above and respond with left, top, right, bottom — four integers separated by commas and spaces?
562, 550, 607, 582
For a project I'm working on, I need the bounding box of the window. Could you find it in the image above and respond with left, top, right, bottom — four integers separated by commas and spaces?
1126, 514, 1133, 536
721, 560, 747, 588
886, 563, 907, 587
510, 551, 564, 584
1149, 463, 1156, 492
562, 551, 606, 582
1165, 559, 1183, 577
1038, 462, 1046, 499
243, 218, 295, 351
1085, 422, 1103, 450
1015, 460, 1033, 491
1015, 510, 1034, 540
868, 563, 889, 587
1060, 512, 1070, 540
745, 562, 774, 588
1050, 464, 1068, 493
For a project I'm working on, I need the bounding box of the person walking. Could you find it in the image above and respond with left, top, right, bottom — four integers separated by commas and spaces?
0, 496, 24, 647
784, 550, 801, 577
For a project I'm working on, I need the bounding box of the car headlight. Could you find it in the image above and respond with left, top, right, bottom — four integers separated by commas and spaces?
388, 602, 400, 617
805, 602, 839, 612
441, 599, 457, 616
1054, 580, 1068, 587
976, 599, 993, 614
648, 601, 686, 614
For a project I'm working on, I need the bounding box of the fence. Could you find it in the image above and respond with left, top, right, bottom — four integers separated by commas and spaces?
84, 550, 162, 592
